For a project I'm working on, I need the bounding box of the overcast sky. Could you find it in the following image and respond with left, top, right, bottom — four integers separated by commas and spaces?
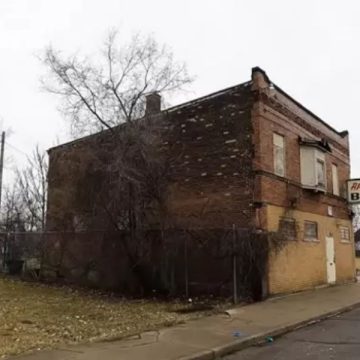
2, 0, 360, 185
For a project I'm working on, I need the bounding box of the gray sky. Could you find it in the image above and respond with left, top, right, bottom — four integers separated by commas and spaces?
2, 0, 360, 185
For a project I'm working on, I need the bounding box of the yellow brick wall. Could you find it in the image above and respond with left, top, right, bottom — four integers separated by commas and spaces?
267, 205, 355, 295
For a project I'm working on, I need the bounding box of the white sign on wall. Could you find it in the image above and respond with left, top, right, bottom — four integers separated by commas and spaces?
347, 179, 360, 204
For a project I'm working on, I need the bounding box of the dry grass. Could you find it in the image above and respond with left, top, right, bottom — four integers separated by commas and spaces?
0, 276, 226, 358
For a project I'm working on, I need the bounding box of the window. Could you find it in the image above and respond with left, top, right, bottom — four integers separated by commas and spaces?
339, 226, 350, 242
316, 159, 325, 188
273, 133, 285, 177
304, 221, 318, 241
279, 217, 296, 240
300, 146, 327, 191
332, 164, 339, 196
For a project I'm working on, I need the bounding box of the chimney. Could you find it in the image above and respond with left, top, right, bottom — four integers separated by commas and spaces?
251, 67, 271, 90
145, 92, 161, 116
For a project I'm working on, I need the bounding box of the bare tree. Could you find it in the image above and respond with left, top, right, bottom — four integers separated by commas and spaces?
42, 31, 192, 135
41, 31, 192, 293
16, 146, 48, 232
352, 205, 360, 232
0, 180, 25, 232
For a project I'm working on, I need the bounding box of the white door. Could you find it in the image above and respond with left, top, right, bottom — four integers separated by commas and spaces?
325, 236, 336, 284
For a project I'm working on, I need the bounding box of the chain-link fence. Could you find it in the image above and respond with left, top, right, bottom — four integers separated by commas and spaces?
0, 228, 268, 300
0, 232, 43, 276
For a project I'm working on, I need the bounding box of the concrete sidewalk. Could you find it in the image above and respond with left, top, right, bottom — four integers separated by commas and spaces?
13, 283, 360, 360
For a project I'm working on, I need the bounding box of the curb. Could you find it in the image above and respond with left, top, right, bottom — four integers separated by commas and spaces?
178, 301, 360, 360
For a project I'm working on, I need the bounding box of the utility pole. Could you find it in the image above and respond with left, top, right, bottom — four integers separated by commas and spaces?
0, 131, 5, 208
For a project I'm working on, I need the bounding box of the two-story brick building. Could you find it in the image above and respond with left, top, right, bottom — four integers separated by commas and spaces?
46, 67, 355, 296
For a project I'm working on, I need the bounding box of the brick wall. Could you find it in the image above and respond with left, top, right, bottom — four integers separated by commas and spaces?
165, 84, 255, 229
267, 205, 355, 294
47, 132, 113, 231
47, 83, 256, 231
250, 71, 351, 227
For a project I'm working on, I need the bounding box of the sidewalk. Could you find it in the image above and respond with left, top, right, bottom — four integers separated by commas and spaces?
13, 283, 360, 360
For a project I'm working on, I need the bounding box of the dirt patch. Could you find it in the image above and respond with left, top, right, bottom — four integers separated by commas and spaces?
0, 276, 227, 357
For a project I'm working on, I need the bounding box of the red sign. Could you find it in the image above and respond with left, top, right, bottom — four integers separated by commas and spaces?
347, 179, 360, 204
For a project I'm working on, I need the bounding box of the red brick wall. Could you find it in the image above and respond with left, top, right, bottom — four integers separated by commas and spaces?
46, 134, 112, 231
252, 88, 350, 222
46, 84, 256, 231
165, 84, 255, 229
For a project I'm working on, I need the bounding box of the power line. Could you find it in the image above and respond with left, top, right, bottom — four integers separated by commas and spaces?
5, 141, 28, 157
3, 166, 14, 171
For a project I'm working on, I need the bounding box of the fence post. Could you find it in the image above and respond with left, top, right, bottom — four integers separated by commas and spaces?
232, 224, 238, 304
4, 232, 9, 273
1, 233, 7, 273
184, 232, 189, 298
39, 231, 46, 280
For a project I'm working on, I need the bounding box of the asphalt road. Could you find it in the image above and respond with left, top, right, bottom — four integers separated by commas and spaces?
224, 307, 360, 360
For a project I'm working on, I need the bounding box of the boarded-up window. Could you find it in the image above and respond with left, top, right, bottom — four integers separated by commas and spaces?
339, 226, 350, 242
279, 218, 296, 240
273, 133, 285, 177
332, 164, 339, 196
304, 221, 318, 241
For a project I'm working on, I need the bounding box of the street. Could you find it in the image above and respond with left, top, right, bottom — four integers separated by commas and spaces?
224, 307, 360, 360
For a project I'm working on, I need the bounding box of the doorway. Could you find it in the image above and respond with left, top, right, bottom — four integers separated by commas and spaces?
325, 236, 336, 284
